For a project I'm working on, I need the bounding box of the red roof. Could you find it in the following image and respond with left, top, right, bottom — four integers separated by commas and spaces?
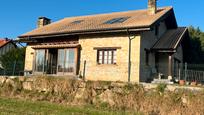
0, 39, 11, 47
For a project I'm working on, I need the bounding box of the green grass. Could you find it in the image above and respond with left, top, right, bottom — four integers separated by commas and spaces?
0, 97, 141, 115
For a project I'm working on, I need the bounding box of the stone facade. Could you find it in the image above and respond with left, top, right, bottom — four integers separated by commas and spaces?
24, 45, 35, 71
23, 21, 184, 82
79, 34, 141, 82
24, 33, 141, 82
23, 23, 184, 82
148, 0, 157, 15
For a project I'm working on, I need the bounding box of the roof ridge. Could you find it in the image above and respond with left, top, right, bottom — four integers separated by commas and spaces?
63, 6, 173, 20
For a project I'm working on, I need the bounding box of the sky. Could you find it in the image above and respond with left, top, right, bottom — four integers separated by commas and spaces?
0, 0, 203, 39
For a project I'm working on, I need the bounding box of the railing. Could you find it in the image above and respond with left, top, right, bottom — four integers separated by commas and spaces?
0, 61, 24, 76
1, 60, 204, 84
180, 69, 204, 83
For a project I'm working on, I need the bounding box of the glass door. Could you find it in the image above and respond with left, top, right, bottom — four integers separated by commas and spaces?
57, 49, 65, 75
57, 49, 76, 75
34, 49, 46, 74
64, 49, 75, 75
47, 49, 58, 74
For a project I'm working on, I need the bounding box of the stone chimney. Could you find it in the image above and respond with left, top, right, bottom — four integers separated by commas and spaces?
148, 0, 157, 15
37, 17, 51, 28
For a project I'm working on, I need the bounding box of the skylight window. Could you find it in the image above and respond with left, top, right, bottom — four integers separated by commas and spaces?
71, 20, 84, 24
104, 17, 130, 24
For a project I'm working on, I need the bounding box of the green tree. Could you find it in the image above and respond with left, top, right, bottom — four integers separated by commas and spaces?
183, 26, 204, 70
0, 47, 25, 75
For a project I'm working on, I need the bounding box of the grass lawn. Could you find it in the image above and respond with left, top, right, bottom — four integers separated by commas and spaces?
0, 97, 141, 115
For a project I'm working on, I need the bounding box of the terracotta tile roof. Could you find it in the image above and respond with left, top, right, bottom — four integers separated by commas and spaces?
0, 39, 11, 47
19, 7, 173, 38
151, 27, 188, 50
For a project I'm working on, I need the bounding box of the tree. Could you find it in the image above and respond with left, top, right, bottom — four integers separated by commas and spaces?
182, 26, 204, 69
0, 47, 25, 75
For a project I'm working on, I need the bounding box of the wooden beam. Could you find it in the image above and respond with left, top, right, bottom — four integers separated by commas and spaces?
74, 48, 78, 75
93, 47, 121, 50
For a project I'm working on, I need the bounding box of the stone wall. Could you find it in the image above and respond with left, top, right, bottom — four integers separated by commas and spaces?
0, 76, 204, 114
23, 21, 174, 83
79, 33, 141, 82
24, 46, 35, 71
0, 76, 204, 115
24, 34, 141, 82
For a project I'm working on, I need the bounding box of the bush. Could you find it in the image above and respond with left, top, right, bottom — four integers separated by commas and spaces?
156, 83, 167, 94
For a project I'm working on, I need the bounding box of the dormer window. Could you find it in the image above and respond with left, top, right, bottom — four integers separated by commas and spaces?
71, 20, 84, 24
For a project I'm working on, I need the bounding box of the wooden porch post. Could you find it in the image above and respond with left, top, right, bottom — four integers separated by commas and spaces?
168, 53, 173, 80
75, 47, 79, 75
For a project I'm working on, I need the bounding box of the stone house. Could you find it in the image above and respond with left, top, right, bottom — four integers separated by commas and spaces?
18, 0, 188, 82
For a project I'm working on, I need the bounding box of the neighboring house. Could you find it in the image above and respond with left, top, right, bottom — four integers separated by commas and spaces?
0, 38, 17, 68
18, 0, 189, 83
0, 38, 16, 57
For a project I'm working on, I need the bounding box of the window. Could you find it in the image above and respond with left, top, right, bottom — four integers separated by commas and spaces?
104, 17, 130, 24
97, 49, 116, 64
35, 49, 46, 72
34, 48, 76, 75
57, 49, 65, 72
71, 20, 84, 24
57, 49, 76, 73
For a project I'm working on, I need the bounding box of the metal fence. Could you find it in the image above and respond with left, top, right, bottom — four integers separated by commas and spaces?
1, 60, 204, 84
0, 61, 24, 76
179, 63, 204, 83
185, 70, 204, 82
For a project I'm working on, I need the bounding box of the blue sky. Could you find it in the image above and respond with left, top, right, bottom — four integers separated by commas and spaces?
0, 0, 203, 39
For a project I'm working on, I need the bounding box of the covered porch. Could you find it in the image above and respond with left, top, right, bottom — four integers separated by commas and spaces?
32, 43, 80, 76
151, 27, 188, 81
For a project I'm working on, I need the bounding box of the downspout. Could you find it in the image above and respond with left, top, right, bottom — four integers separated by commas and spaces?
127, 29, 136, 82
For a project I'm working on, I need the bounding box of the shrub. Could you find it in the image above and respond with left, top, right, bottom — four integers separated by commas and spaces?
124, 83, 135, 91
156, 83, 167, 94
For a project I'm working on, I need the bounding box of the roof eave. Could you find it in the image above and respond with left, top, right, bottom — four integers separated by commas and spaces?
150, 48, 176, 53
0, 40, 17, 48
18, 26, 151, 40
173, 27, 188, 49
149, 7, 177, 29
